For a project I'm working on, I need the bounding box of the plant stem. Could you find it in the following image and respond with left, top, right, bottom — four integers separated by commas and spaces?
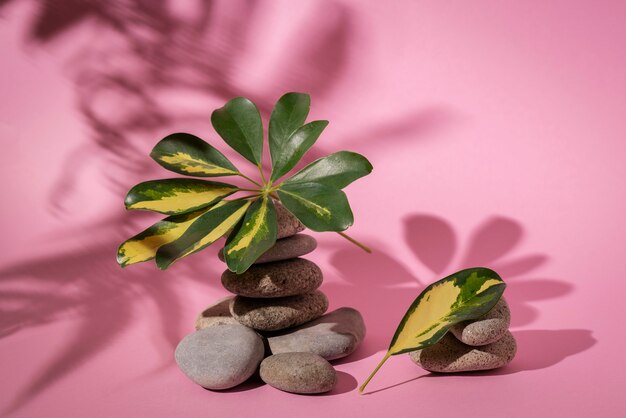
231, 194, 259, 201
359, 352, 391, 394
257, 164, 267, 185
238, 173, 262, 187
238, 188, 261, 193
337, 231, 372, 253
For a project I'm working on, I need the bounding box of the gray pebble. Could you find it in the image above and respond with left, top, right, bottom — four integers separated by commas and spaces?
274, 200, 305, 239
219, 234, 317, 264
230, 290, 329, 331
450, 297, 511, 346
260, 352, 337, 394
410, 331, 517, 373
175, 325, 265, 390
267, 307, 365, 360
221, 258, 323, 298
194, 297, 239, 330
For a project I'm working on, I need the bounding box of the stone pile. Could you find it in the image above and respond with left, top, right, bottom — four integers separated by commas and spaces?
409, 297, 517, 372
175, 202, 365, 394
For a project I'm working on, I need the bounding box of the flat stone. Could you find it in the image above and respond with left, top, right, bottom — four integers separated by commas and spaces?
219, 234, 317, 264
221, 258, 323, 298
450, 297, 511, 346
260, 353, 337, 394
274, 200, 305, 239
410, 331, 517, 373
194, 297, 239, 330
175, 325, 265, 390
267, 307, 365, 360
230, 290, 329, 331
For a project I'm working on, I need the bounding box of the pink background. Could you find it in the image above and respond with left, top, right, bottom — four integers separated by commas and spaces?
1, 1, 625, 416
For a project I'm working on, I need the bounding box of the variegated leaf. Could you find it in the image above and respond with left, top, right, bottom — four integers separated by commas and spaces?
359, 268, 506, 393
277, 182, 353, 232
117, 208, 209, 267
124, 178, 237, 215
150, 132, 239, 177
224, 196, 277, 274
283, 151, 373, 189
155, 200, 252, 269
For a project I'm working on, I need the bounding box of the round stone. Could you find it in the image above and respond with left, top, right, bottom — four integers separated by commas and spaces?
260, 352, 337, 394
221, 258, 323, 298
230, 290, 329, 331
450, 297, 511, 346
410, 331, 517, 373
267, 307, 366, 360
274, 200, 305, 239
219, 234, 317, 264
194, 297, 239, 330
175, 325, 265, 390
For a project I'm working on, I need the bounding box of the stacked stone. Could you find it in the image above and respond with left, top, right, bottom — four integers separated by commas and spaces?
175, 202, 365, 394
409, 297, 517, 373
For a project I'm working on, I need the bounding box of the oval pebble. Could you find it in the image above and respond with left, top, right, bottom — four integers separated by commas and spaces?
221, 258, 323, 298
175, 325, 264, 390
274, 200, 305, 239
194, 297, 239, 330
260, 352, 337, 394
450, 297, 511, 346
230, 290, 328, 331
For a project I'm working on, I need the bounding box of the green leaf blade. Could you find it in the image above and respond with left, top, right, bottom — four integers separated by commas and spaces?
270, 120, 329, 182
224, 197, 278, 273
150, 132, 239, 177
283, 151, 373, 189
269, 92, 310, 166
155, 200, 252, 269
277, 182, 353, 232
124, 178, 238, 215
211, 97, 264, 165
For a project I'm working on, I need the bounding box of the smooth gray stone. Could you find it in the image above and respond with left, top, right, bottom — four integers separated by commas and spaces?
175, 325, 264, 390
267, 307, 365, 360
260, 353, 337, 394
274, 200, 305, 239
450, 297, 511, 346
219, 234, 317, 264
410, 331, 517, 373
194, 297, 239, 330
221, 258, 323, 298
230, 290, 329, 331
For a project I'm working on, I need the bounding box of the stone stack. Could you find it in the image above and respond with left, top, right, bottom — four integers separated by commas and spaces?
409, 297, 517, 372
175, 201, 365, 394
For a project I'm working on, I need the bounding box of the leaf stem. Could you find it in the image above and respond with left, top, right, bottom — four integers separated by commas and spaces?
337, 231, 372, 253
238, 173, 262, 187
231, 194, 260, 201
237, 188, 261, 193
359, 352, 391, 394
257, 164, 268, 185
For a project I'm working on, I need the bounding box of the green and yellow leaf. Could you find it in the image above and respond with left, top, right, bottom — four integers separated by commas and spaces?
277, 182, 353, 232
270, 120, 329, 182
359, 268, 506, 393
283, 151, 373, 189
211, 97, 264, 165
150, 132, 239, 177
224, 196, 277, 274
155, 200, 252, 269
117, 208, 210, 267
124, 178, 238, 215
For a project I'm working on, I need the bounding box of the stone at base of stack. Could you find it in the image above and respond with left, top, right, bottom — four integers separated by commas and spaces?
409, 298, 517, 373
175, 201, 365, 394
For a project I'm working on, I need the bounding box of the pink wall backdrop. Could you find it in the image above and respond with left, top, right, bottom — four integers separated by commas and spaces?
1, 1, 625, 416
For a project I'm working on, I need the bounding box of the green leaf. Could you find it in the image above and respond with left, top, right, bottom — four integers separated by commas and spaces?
117, 208, 210, 268
277, 182, 353, 232
270, 120, 328, 182
224, 196, 277, 273
150, 132, 239, 177
155, 200, 252, 269
283, 151, 373, 189
269, 92, 310, 165
359, 268, 506, 393
124, 178, 237, 215
211, 97, 263, 165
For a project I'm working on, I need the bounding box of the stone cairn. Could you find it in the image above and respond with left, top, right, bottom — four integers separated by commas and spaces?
175, 202, 366, 394
410, 297, 517, 373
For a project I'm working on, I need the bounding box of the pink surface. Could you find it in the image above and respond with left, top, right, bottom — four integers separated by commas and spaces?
1, 1, 625, 417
